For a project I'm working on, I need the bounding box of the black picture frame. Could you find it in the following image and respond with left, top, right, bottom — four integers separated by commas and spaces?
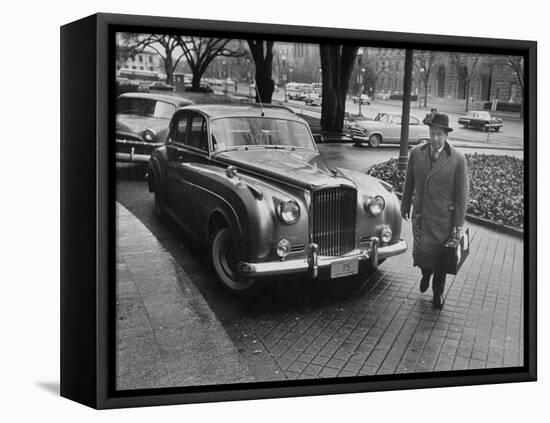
60, 12, 537, 409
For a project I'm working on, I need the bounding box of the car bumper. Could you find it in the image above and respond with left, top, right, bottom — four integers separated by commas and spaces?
116, 140, 163, 163
239, 238, 407, 278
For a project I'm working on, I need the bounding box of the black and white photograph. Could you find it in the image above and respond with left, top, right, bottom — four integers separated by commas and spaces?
114, 30, 527, 391
5, 0, 549, 420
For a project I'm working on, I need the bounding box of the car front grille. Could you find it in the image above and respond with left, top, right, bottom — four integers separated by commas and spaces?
311, 186, 357, 256
349, 127, 366, 138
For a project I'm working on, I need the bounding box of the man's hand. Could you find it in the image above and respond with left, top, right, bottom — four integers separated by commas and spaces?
401, 209, 410, 221
450, 225, 464, 240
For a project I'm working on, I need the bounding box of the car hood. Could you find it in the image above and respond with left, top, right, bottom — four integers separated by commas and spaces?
116, 114, 170, 135
213, 149, 356, 190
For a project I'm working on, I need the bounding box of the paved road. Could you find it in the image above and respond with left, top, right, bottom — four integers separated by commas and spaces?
236, 84, 523, 148
116, 142, 524, 382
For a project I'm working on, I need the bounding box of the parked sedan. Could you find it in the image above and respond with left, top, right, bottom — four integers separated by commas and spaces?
351, 94, 371, 105
349, 112, 430, 147
147, 104, 407, 290
149, 81, 175, 92
303, 92, 322, 106
458, 110, 503, 131
116, 92, 194, 163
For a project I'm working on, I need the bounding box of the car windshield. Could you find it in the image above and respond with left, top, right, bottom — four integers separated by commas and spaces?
211, 117, 316, 151
374, 113, 392, 123
477, 111, 491, 119
117, 98, 176, 119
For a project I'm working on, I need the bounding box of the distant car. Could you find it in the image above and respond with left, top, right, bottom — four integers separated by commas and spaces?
149, 81, 175, 92
303, 92, 322, 106
116, 92, 194, 163
349, 112, 430, 147
287, 83, 313, 100
351, 94, 371, 105
458, 111, 503, 132
146, 104, 407, 290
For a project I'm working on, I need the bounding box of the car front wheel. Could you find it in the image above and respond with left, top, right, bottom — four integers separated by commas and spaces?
368, 134, 382, 148
211, 227, 255, 290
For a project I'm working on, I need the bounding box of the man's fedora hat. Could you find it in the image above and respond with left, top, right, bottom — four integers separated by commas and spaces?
428, 113, 453, 132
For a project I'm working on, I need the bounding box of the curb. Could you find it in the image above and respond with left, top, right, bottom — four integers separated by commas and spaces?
390, 191, 523, 239
116, 202, 255, 389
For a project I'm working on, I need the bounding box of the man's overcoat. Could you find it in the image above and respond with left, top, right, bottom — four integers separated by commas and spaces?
401, 142, 469, 269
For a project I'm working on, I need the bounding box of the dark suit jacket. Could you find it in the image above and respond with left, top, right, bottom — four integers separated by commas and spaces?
401, 142, 469, 269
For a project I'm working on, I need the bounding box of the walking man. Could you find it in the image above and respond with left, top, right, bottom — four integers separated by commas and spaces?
400, 113, 469, 308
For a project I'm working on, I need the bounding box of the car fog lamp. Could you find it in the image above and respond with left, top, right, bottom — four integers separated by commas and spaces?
277, 201, 300, 224
143, 129, 156, 142
380, 226, 392, 244
277, 239, 292, 258
366, 195, 385, 216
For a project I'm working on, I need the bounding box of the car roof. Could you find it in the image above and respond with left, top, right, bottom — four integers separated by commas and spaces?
118, 92, 193, 105
179, 104, 304, 121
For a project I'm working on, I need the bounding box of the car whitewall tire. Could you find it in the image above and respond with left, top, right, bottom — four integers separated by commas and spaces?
211, 227, 255, 290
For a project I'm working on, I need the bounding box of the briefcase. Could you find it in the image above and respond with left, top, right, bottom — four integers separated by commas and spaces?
441, 227, 470, 275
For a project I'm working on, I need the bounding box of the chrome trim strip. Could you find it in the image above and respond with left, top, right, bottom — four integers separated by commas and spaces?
115, 152, 151, 163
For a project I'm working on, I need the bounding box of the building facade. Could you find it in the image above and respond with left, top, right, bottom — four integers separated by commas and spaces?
366, 48, 523, 105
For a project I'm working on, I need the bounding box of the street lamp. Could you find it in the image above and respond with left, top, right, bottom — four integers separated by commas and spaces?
222, 60, 227, 94
282, 56, 287, 102
356, 48, 364, 115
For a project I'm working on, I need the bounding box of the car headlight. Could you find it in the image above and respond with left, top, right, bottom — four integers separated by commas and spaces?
142, 129, 156, 142
277, 201, 300, 224
365, 195, 385, 216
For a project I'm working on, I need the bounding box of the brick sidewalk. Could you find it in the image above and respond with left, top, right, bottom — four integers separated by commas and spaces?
237, 221, 523, 380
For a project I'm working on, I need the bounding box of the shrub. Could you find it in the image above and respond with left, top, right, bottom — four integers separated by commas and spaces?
367, 154, 524, 229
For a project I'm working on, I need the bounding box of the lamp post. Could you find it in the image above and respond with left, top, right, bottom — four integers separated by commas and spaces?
222, 60, 227, 94
282, 56, 287, 102
356, 48, 364, 115
417, 67, 425, 107
246, 58, 252, 96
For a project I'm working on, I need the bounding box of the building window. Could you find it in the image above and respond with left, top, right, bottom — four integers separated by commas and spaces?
132, 66, 136, 70
140, 66, 144, 70
149, 56, 153, 63
138, 55, 143, 62
149, 67, 154, 71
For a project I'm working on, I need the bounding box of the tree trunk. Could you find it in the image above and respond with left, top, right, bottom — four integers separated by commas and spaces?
191, 69, 204, 90
320, 45, 357, 133
423, 75, 429, 107
247, 41, 275, 104
164, 55, 174, 85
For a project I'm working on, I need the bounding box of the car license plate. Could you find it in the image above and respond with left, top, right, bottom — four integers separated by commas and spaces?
330, 259, 359, 279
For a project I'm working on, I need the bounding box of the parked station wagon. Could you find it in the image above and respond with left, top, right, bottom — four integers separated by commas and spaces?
146, 104, 407, 290
116, 92, 194, 163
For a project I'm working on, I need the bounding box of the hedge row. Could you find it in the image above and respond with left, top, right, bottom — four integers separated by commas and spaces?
482, 102, 522, 113
367, 154, 524, 229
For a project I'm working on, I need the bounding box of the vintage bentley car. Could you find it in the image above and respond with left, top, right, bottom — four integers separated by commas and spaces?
458, 110, 503, 132
116, 92, 194, 162
349, 112, 430, 147
146, 104, 407, 290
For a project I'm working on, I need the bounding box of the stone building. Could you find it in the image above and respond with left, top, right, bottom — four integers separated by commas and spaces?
365, 48, 523, 105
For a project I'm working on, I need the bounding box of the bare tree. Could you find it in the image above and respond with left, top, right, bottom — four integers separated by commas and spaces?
449, 53, 483, 112
362, 50, 388, 100
414, 50, 440, 107
247, 40, 275, 103
129, 34, 186, 84
176, 37, 244, 90
320, 44, 358, 133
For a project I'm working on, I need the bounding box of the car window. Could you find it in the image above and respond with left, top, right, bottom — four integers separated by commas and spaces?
187, 114, 208, 151
172, 113, 190, 144
211, 117, 315, 151
410, 116, 419, 125
375, 113, 390, 123
117, 97, 175, 119
392, 116, 401, 124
